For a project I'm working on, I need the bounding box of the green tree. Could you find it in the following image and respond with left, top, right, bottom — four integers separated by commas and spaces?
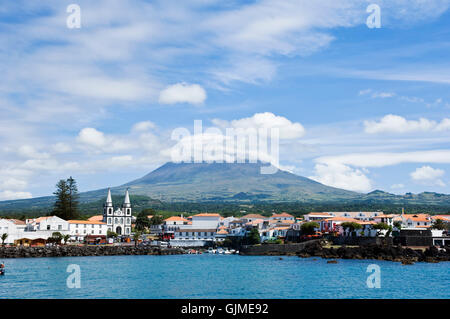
1, 233, 8, 246
300, 222, 319, 235
67, 176, 80, 219
135, 211, 151, 231
373, 222, 390, 230
53, 177, 80, 220
133, 231, 142, 247
149, 215, 164, 225
341, 222, 362, 231
244, 228, 261, 245
432, 219, 446, 230
51, 232, 63, 245
393, 221, 402, 230
107, 230, 118, 238
62, 234, 71, 245
340, 222, 362, 236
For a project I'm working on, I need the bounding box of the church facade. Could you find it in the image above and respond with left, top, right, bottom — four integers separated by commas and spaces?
103, 188, 132, 236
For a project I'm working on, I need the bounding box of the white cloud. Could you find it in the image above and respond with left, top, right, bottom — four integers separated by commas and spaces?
315, 150, 450, 168
391, 183, 405, 189
212, 112, 305, 139
364, 114, 450, 134
371, 92, 396, 98
410, 165, 446, 186
0, 190, 32, 201
77, 128, 107, 148
132, 121, 156, 132
310, 162, 372, 192
52, 143, 72, 154
159, 83, 207, 105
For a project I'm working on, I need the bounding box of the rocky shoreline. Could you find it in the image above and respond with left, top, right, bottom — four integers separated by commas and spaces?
0, 245, 185, 259
239, 240, 450, 264
297, 242, 450, 264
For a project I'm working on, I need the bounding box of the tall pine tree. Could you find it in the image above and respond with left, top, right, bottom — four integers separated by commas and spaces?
67, 176, 80, 219
53, 177, 80, 220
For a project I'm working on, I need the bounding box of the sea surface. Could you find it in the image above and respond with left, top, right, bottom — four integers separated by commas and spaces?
0, 254, 448, 299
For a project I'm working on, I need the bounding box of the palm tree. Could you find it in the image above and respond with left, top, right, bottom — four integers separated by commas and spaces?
133, 231, 142, 247
62, 234, 71, 245
51, 232, 63, 245
432, 219, 446, 230
1, 233, 8, 246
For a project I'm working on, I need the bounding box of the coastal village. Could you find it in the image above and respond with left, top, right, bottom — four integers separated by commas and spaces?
1, 189, 449, 251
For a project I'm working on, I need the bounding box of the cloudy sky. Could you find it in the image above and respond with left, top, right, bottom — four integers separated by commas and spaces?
1, 0, 450, 200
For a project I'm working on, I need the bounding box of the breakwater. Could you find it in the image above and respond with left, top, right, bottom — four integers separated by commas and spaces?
0, 245, 185, 258
240, 241, 450, 263
239, 240, 321, 256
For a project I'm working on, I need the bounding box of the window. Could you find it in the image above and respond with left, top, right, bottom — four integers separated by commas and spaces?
108, 218, 112, 224
47, 225, 50, 230
58, 225, 62, 230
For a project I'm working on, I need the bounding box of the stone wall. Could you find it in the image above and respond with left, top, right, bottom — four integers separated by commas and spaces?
239, 240, 322, 256
331, 236, 393, 246
0, 245, 185, 258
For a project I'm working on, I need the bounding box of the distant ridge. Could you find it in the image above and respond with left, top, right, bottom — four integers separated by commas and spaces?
1, 161, 450, 213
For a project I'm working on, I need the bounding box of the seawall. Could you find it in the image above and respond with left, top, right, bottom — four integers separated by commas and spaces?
239, 240, 322, 256
0, 245, 185, 259
240, 240, 450, 263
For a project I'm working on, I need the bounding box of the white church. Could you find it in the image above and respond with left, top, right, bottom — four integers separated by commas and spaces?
103, 188, 132, 236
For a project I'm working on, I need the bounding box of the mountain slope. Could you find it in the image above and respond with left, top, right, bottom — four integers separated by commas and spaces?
119, 162, 359, 202
1, 162, 450, 213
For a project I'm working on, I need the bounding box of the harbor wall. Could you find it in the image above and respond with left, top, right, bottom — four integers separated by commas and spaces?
0, 245, 185, 259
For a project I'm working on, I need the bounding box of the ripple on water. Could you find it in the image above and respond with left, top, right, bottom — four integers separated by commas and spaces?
0, 255, 448, 299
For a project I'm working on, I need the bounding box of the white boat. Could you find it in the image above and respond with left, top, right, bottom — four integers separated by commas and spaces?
216, 248, 224, 254
224, 249, 232, 255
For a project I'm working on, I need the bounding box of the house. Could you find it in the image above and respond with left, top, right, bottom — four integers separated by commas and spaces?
270, 212, 295, 221
87, 215, 103, 222
0, 219, 27, 244
402, 214, 432, 229
163, 216, 190, 232
191, 213, 221, 229
241, 214, 267, 223
373, 214, 395, 227
68, 220, 108, 242
26, 216, 69, 232
2, 216, 70, 246
303, 212, 333, 221
172, 229, 217, 247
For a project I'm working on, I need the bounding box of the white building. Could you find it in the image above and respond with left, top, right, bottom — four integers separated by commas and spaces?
270, 213, 295, 221
402, 214, 432, 229
103, 188, 132, 236
0, 219, 27, 244
26, 216, 69, 232
69, 220, 108, 241
2, 216, 70, 245
190, 213, 221, 229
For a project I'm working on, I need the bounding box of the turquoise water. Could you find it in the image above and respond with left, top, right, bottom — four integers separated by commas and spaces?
0, 255, 448, 299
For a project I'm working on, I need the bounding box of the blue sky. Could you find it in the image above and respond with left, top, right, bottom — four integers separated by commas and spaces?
0, 0, 450, 199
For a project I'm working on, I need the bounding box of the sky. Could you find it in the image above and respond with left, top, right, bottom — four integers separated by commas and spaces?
0, 0, 450, 200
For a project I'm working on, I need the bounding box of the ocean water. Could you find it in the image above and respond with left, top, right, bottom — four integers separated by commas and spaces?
0, 254, 448, 299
